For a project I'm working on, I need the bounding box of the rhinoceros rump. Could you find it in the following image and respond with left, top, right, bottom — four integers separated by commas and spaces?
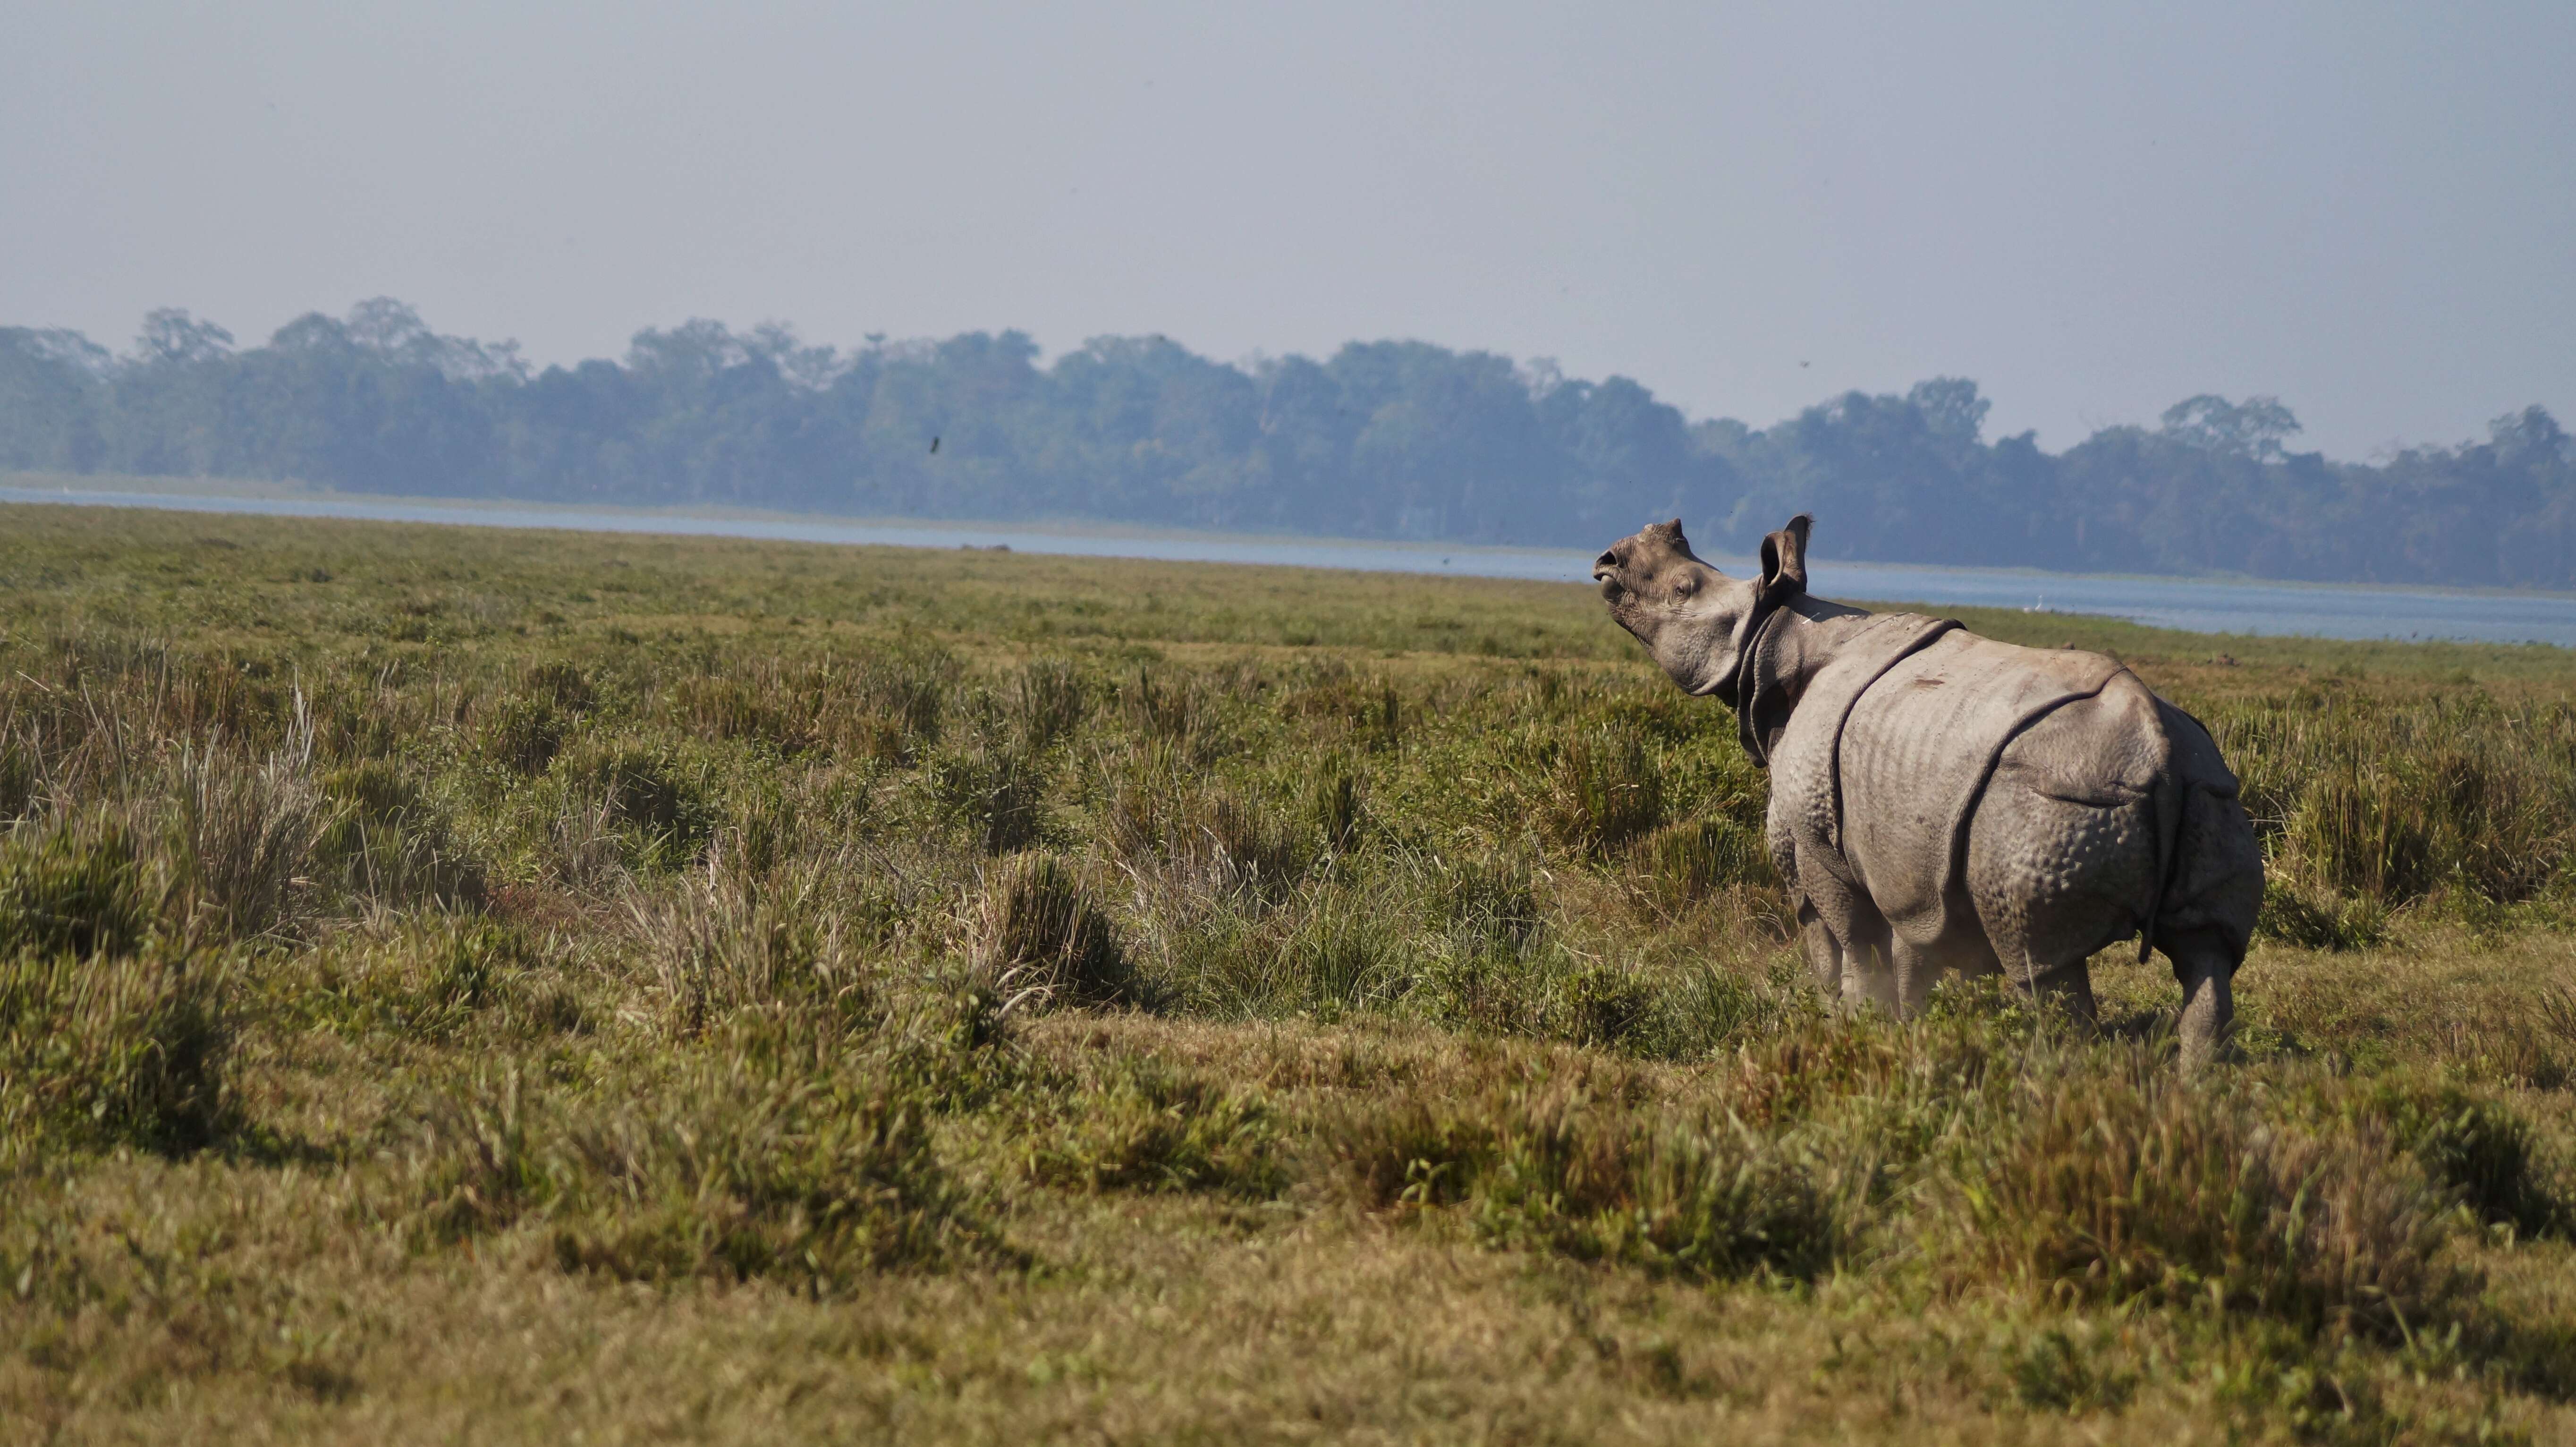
1594, 515, 2262, 1068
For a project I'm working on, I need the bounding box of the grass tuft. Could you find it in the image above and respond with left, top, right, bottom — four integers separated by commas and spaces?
1022, 1055, 1286, 1198
1946, 1054, 2471, 1340
0, 813, 147, 959
975, 852, 1135, 1009
166, 733, 326, 941
1547, 723, 1666, 854
0, 942, 234, 1161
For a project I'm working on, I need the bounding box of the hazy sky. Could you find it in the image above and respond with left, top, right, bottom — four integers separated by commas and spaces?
6, 2, 2570, 458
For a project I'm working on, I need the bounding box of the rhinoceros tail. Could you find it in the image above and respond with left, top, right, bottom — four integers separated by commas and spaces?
2136, 692, 2194, 963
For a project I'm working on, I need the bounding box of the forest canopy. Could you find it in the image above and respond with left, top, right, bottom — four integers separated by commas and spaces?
4, 299, 2569, 587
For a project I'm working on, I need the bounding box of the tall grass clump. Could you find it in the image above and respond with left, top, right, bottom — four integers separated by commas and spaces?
639, 849, 860, 1034
973, 853, 1134, 1009
1022, 1055, 1286, 1199
296, 916, 538, 1041
2254, 876, 2388, 952
0, 946, 234, 1163
1637, 816, 1775, 907
475, 662, 593, 774
316, 759, 488, 911
0, 732, 36, 824
1944, 1053, 2471, 1339
1105, 768, 1308, 896
2212, 690, 2576, 909
2340, 1079, 2568, 1240
409, 1030, 987, 1291
164, 727, 327, 942
932, 743, 1051, 855
1272, 887, 1414, 1019
1546, 723, 1666, 855
544, 736, 715, 875
0, 814, 148, 960
1009, 658, 1089, 748
1336, 1077, 1847, 1281
849, 647, 951, 757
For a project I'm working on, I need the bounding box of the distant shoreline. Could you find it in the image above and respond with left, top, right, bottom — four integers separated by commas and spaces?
8, 479, 2576, 647
8, 469, 2570, 604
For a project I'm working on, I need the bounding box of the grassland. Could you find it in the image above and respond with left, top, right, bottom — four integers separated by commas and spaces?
3, 499, 2574, 1445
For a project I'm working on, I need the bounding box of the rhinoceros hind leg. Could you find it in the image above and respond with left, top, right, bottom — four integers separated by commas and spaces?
1841, 909, 1900, 1013
1795, 901, 1845, 996
1965, 763, 2155, 1031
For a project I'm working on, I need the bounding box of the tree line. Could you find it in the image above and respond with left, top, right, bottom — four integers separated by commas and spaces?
3, 298, 2569, 587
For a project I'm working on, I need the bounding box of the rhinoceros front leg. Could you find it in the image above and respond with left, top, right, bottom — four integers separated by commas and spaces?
2025, 958, 2101, 1028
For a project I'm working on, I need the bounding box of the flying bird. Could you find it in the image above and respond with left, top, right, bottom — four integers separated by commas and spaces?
929, 436, 940, 454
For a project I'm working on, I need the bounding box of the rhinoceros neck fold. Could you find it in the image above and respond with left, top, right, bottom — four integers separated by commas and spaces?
1738, 610, 1957, 769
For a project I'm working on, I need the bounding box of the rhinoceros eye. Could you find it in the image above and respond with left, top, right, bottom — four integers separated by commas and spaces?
1672, 572, 1699, 597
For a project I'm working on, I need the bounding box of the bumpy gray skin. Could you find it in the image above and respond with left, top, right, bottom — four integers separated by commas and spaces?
1593, 515, 2262, 1069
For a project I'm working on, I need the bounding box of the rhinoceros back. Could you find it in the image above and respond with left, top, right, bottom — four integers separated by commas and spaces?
1826, 632, 2149, 947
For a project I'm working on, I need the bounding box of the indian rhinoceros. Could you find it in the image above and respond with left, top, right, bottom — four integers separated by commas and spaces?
1593, 514, 2262, 1067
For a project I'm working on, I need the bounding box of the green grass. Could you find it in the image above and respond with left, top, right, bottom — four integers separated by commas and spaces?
3, 499, 2575, 1444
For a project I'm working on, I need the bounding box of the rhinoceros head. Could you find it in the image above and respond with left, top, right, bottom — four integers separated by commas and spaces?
1593, 514, 1810, 699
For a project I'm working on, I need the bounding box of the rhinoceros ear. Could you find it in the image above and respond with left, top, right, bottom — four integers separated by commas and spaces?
1759, 514, 1812, 603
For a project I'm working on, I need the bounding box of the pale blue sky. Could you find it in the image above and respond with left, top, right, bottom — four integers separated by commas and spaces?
5, 1, 2569, 457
